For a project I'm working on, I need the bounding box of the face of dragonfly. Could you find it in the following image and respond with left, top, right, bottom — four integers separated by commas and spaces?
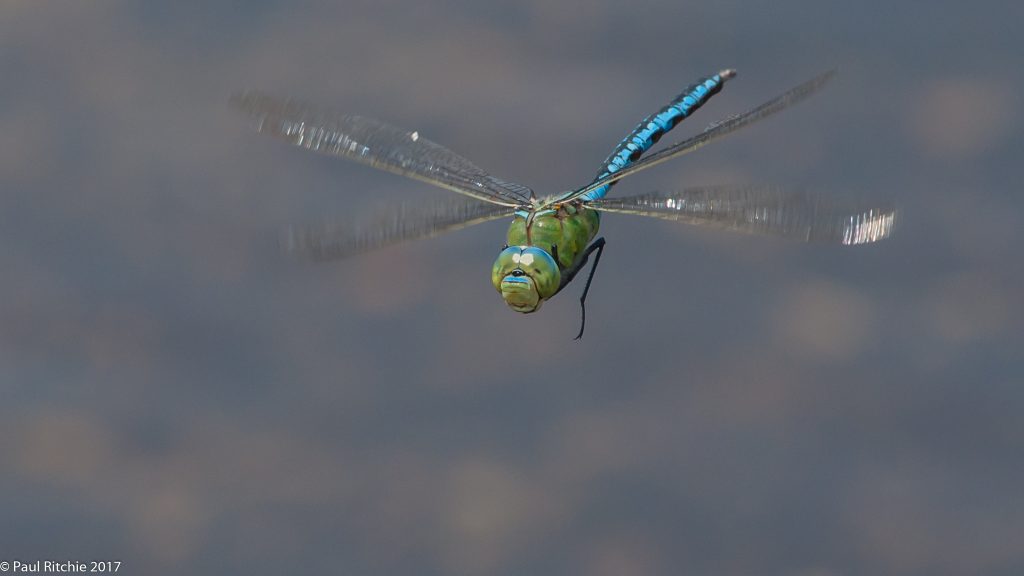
491, 246, 560, 313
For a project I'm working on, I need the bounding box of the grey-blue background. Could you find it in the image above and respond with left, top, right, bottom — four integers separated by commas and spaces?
2, 2, 1021, 574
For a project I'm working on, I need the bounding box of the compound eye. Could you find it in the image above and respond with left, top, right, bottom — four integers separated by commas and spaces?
517, 247, 560, 298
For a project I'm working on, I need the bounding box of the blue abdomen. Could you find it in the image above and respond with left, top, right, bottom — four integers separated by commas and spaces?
581, 70, 735, 201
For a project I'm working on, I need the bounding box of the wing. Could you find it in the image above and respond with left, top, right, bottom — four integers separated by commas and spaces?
283, 198, 514, 261
588, 186, 897, 245
231, 91, 534, 207
558, 71, 835, 204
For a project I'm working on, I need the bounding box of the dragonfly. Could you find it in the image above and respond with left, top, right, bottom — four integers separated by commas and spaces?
232, 69, 895, 338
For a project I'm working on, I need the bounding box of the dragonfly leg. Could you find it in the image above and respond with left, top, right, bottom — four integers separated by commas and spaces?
574, 238, 606, 340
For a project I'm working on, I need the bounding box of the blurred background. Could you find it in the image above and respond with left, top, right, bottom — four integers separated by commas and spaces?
1, 1, 1021, 574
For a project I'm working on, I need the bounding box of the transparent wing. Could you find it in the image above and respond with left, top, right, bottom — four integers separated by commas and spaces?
588, 186, 897, 245
558, 71, 835, 204
283, 198, 514, 261
231, 91, 533, 207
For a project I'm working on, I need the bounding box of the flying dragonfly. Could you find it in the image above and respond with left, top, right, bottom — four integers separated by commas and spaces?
232, 70, 895, 338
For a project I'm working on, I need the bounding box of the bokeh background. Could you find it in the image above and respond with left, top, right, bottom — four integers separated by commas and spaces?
1, 1, 1021, 574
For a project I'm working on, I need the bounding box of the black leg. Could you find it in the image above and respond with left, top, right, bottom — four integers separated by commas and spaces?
574, 238, 606, 340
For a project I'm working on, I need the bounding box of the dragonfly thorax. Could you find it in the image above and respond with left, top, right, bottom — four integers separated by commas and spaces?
491, 246, 560, 313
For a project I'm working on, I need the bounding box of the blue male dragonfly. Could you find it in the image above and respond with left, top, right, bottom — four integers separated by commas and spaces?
232, 70, 895, 338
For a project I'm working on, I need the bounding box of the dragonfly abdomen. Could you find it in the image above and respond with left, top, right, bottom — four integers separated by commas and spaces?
581, 69, 736, 202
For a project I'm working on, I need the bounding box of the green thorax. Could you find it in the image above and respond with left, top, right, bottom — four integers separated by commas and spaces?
505, 203, 600, 269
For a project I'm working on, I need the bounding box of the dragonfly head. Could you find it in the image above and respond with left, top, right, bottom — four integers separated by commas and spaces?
491, 246, 560, 313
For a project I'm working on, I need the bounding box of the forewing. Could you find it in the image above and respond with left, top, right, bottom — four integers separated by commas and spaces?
588, 186, 897, 245
283, 198, 514, 261
232, 91, 533, 207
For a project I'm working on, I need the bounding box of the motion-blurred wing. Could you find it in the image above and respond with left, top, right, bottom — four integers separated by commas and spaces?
561, 71, 835, 203
232, 91, 533, 207
283, 198, 514, 261
588, 186, 896, 244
